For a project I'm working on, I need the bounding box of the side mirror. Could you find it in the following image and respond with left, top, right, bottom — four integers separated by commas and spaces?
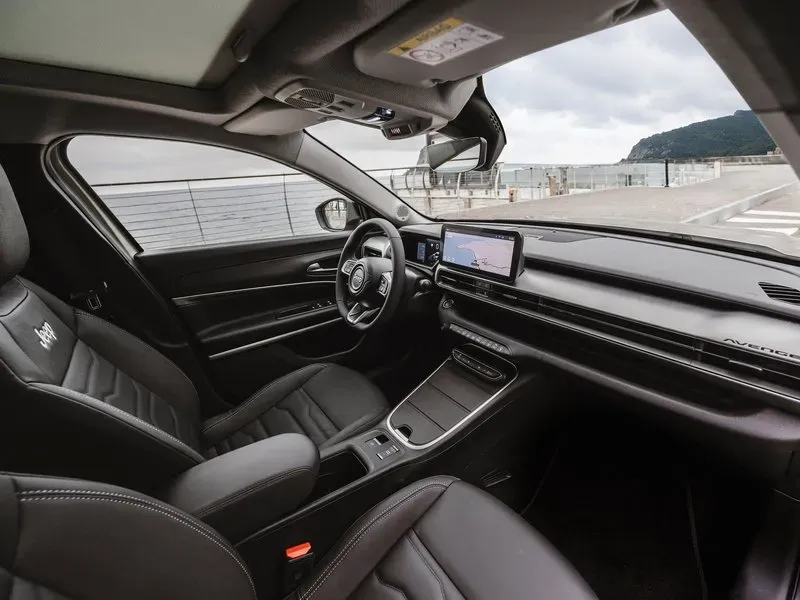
419, 137, 487, 173
315, 197, 361, 232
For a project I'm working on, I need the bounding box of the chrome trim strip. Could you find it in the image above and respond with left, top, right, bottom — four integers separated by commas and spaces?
208, 317, 341, 360
386, 357, 518, 450
173, 280, 334, 303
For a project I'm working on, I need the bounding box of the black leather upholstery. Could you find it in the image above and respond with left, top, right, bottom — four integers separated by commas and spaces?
203, 364, 388, 457
0, 472, 255, 600
0, 163, 388, 490
0, 277, 205, 488
0, 472, 596, 600
0, 166, 28, 286
157, 433, 319, 542
295, 476, 598, 600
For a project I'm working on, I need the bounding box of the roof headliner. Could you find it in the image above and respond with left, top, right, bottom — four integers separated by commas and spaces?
0, 0, 281, 87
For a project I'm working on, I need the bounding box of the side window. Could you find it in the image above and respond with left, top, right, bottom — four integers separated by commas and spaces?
67, 136, 355, 251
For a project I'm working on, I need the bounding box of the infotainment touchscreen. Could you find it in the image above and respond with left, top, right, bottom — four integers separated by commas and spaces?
440, 225, 523, 282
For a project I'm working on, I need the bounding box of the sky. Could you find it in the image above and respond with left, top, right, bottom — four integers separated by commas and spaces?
70, 9, 750, 183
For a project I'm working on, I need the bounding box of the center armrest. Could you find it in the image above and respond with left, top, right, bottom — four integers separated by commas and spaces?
156, 433, 319, 542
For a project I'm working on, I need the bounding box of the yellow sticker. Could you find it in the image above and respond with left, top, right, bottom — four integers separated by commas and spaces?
388, 18, 503, 65
389, 17, 465, 57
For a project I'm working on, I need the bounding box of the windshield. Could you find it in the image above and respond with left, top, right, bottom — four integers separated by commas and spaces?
311, 10, 800, 258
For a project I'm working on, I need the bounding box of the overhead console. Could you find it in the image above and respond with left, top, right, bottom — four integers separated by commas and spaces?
273, 81, 440, 139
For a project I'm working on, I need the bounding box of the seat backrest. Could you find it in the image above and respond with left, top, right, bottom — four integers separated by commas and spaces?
0, 165, 205, 490
0, 471, 255, 600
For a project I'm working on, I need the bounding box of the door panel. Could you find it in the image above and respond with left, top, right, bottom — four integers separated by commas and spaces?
173, 282, 339, 356
138, 234, 364, 401
141, 234, 350, 296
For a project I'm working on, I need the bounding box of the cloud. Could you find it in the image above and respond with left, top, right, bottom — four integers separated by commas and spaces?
479, 10, 747, 162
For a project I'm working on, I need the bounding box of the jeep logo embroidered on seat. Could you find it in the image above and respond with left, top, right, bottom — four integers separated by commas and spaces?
34, 321, 58, 350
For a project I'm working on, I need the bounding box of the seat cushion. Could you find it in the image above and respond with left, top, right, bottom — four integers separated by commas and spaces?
297, 476, 597, 600
0, 472, 255, 600
202, 363, 388, 456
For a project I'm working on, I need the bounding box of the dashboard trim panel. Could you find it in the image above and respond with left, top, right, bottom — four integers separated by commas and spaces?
435, 265, 800, 414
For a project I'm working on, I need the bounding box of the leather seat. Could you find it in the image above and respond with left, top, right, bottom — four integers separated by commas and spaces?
0, 472, 597, 600
0, 163, 388, 489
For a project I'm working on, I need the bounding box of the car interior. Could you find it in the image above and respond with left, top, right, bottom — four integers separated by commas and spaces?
1, 0, 800, 598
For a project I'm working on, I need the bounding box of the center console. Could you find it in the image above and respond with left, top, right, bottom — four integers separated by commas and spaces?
388, 344, 517, 448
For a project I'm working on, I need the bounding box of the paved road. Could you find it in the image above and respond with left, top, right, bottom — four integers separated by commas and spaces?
440, 164, 799, 225
719, 187, 800, 238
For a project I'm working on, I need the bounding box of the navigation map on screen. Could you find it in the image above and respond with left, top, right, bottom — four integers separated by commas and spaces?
442, 229, 516, 277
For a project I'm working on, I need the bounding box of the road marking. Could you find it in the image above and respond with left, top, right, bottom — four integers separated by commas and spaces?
746, 210, 800, 217
741, 227, 799, 235
727, 217, 800, 224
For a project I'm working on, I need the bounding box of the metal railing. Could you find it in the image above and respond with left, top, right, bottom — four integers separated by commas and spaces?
365, 160, 718, 217
94, 160, 721, 250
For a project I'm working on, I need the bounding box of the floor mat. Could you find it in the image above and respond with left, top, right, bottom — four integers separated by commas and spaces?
522, 423, 762, 600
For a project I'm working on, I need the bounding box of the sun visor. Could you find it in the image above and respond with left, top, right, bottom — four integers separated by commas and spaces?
354, 0, 655, 87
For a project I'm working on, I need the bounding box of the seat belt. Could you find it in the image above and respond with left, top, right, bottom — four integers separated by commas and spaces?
26, 204, 116, 322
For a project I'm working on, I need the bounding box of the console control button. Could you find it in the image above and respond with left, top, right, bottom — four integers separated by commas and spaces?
376, 444, 400, 460
449, 325, 510, 355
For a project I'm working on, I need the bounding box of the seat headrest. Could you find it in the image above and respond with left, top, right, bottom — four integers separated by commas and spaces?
0, 164, 29, 285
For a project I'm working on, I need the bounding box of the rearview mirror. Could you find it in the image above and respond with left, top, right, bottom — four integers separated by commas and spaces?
315, 197, 361, 232
420, 137, 487, 173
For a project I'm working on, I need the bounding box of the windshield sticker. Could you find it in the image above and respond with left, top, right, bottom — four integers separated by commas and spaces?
389, 18, 502, 65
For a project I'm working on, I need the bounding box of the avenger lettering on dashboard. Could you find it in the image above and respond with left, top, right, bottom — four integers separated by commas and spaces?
724, 338, 800, 362
34, 321, 58, 350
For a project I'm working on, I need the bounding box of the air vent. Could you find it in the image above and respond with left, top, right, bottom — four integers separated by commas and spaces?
283, 88, 334, 109
759, 282, 800, 306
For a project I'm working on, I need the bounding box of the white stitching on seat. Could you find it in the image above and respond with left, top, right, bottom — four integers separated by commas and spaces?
299, 478, 452, 600
19, 493, 256, 599
408, 531, 445, 600
202, 364, 327, 436
19, 489, 226, 541
75, 310, 199, 395
34, 384, 204, 463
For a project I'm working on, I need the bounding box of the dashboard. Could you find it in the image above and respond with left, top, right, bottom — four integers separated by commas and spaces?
376, 222, 800, 479
413, 237, 441, 267
361, 232, 440, 268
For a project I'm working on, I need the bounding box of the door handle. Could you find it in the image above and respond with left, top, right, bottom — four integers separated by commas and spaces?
306, 262, 338, 277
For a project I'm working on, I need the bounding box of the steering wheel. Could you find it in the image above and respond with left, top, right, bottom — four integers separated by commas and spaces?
336, 218, 406, 332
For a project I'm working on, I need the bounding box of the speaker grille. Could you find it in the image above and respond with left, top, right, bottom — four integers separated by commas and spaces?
283, 88, 334, 109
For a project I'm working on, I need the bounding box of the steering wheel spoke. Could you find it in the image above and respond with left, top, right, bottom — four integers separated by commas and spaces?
377, 272, 392, 298
341, 259, 357, 276
346, 302, 380, 325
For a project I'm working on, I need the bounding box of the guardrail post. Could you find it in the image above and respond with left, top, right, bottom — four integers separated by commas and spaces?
530, 167, 534, 200
664, 159, 670, 188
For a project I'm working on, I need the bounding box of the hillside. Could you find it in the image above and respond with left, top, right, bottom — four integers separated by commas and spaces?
626, 110, 776, 160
